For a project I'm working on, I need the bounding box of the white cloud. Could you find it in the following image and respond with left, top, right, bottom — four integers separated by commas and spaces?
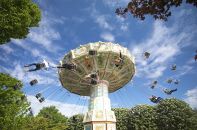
0, 66, 11, 73
0, 53, 10, 63
120, 24, 128, 31
31, 49, 41, 57
12, 39, 45, 59
115, 15, 129, 32
12, 39, 56, 63
12, 12, 62, 54
100, 32, 115, 42
173, 65, 193, 78
12, 63, 26, 80
89, 3, 114, 31
27, 95, 88, 117
27, 13, 61, 52
0, 45, 13, 54
0, 44, 14, 63
102, 0, 130, 7
95, 15, 114, 30
116, 15, 126, 22
131, 20, 196, 79
184, 87, 197, 108
70, 17, 86, 23
0, 63, 26, 82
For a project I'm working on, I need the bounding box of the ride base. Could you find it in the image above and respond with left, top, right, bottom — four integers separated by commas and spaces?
83, 81, 116, 130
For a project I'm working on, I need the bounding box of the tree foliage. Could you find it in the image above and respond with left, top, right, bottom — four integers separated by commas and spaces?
190, 109, 197, 129
128, 105, 158, 130
37, 106, 68, 129
155, 98, 197, 130
23, 116, 69, 130
113, 99, 197, 130
116, 0, 197, 21
22, 106, 69, 130
67, 114, 84, 130
0, 73, 30, 130
0, 0, 41, 44
113, 108, 129, 130
22, 117, 51, 130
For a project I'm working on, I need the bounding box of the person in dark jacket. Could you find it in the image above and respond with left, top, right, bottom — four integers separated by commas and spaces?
24, 60, 49, 72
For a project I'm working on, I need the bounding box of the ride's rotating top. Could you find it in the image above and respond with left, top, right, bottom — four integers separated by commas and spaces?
58, 41, 135, 96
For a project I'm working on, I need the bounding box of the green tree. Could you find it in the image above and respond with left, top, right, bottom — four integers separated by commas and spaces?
116, 0, 197, 21
128, 105, 158, 130
0, 0, 41, 44
113, 108, 129, 130
0, 73, 30, 130
37, 106, 69, 130
190, 109, 197, 129
155, 98, 195, 130
22, 116, 51, 130
68, 114, 84, 130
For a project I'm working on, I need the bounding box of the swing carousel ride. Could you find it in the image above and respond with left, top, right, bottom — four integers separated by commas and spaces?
58, 41, 135, 130
21, 41, 186, 130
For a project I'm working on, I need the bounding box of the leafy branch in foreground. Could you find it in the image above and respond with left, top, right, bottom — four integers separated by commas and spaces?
116, 0, 197, 21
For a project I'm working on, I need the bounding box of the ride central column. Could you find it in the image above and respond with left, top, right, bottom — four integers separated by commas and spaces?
83, 80, 116, 130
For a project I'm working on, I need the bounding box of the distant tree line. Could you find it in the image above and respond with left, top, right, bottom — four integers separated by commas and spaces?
0, 73, 197, 130
114, 100, 197, 130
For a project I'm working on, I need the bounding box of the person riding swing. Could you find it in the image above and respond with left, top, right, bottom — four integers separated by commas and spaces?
24, 59, 49, 72
149, 95, 163, 103
57, 61, 77, 71
163, 88, 177, 95
114, 51, 124, 68
151, 80, 158, 89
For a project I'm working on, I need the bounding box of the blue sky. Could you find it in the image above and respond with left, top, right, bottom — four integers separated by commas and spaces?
0, 0, 197, 116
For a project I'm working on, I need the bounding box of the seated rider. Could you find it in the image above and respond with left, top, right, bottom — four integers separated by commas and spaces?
84, 72, 99, 85
39, 97, 45, 103
24, 59, 49, 72
167, 78, 173, 83
30, 79, 38, 86
114, 52, 124, 68
151, 85, 155, 89
35, 93, 42, 99
171, 64, 176, 71
174, 79, 179, 85
90, 78, 98, 85
85, 71, 99, 79
151, 80, 157, 89
144, 51, 150, 59
57, 62, 77, 71
149, 95, 163, 103
163, 88, 177, 95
